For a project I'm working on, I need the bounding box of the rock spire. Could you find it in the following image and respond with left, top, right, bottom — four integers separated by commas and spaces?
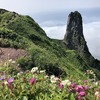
63, 11, 95, 67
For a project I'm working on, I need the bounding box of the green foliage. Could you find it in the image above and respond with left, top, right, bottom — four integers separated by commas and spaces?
0, 60, 20, 75
29, 47, 58, 67
28, 46, 66, 76
0, 65, 99, 100
0, 27, 30, 48
17, 57, 34, 70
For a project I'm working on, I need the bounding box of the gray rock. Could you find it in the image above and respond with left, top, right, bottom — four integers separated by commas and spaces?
63, 11, 96, 67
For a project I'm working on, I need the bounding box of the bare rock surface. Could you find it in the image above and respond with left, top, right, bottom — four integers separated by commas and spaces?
0, 48, 27, 62
63, 11, 95, 67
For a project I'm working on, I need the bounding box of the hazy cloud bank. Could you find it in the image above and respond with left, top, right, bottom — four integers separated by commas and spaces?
84, 22, 100, 60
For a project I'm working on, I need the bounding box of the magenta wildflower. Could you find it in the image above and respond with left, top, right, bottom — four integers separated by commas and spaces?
70, 83, 77, 88
76, 85, 83, 93
7, 78, 14, 90
30, 78, 36, 85
77, 95, 82, 100
79, 91, 85, 97
7, 78, 14, 84
84, 85, 88, 91
59, 82, 64, 89
84, 80, 88, 83
70, 83, 77, 93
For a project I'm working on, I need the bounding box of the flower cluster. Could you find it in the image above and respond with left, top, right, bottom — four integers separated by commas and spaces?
69, 82, 89, 100
31, 67, 38, 73
0, 67, 100, 100
50, 75, 60, 83
59, 79, 71, 88
30, 78, 36, 85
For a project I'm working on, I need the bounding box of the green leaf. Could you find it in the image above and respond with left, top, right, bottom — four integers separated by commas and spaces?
68, 93, 75, 100
22, 96, 28, 100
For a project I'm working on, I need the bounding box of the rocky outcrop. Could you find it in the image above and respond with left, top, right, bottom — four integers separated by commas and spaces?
63, 11, 97, 67
63, 11, 88, 51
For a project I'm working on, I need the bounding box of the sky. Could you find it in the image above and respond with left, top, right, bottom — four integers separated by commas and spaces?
0, 0, 100, 59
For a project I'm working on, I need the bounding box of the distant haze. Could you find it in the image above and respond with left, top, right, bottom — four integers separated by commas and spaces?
0, 0, 100, 60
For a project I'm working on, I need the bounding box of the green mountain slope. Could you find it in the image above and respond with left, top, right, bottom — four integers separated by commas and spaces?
0, 9, 100, 79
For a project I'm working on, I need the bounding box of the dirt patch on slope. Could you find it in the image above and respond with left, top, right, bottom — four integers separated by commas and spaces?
0, 48, 28, 62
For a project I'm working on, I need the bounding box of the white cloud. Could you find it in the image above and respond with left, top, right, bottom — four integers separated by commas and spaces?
42, 21, 100, 60
0, 0, 100, 14
40, 21, 60, 27
43, 25, 66, 39
83, 22, 100, 60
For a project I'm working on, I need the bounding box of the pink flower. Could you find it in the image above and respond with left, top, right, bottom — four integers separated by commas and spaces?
30, 78, 36, 85
77, 95, 82, 100
84, 80, 88, 83
79, 91, 85, 97
76, 85, 83, 92
6, 78, 14, 90
59, 82, 64, 89
0, 76, 6, 81
70, 83, 77, 88
7, 78, 14, 85
84, 85, 88, 91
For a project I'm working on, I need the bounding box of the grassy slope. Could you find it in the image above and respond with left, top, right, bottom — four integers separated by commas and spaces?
0, 9, 100, 79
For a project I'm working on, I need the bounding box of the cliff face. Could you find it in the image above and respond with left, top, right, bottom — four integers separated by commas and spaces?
63, 11, 96, 67
63, 11, 88, 52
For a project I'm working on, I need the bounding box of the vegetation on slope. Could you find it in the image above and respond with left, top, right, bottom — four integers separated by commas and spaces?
0, 61, 99, 100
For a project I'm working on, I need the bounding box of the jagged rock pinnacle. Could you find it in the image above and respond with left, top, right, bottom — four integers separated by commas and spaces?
63, 11, 87, 51
63, 11, 95, 67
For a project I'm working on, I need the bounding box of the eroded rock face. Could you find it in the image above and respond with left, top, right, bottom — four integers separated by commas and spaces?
63, 11, 95, 67
63, 11, 88, 52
